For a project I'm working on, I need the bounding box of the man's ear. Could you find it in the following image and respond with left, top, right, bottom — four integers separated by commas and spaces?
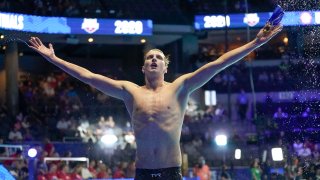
142, 66, 145, 74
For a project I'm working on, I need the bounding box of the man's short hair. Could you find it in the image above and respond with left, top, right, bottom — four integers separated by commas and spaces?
145, 49, 170, 67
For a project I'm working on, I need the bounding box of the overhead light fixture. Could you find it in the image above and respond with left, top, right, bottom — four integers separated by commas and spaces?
235, 149, 241, 159
88, 38, 94, 43
124, 134, 135, 144
101, 134, 118, 147
215, 134, 227, 146
271, 148, 283, 161
140, 39, 146, 44
27, 148, 37, 158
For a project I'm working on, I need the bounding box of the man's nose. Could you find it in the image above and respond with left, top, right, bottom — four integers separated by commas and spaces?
152, 58, 157, 62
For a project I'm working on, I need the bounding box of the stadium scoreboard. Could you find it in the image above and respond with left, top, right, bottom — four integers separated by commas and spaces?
0, 12, 153, 36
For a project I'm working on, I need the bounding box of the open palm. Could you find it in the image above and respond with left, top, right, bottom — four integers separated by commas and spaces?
29, 37, 55, 59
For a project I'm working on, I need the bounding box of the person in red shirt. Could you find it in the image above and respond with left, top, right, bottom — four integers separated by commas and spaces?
4, 149, 22, 167
43, 138, 55, 156
70, 164, 83, 180
57, 164, 71, 180
88, 160, 97, 178
37, 174, 47, 180
96, 163, 111, 179
193, 156, 211, 180
113, 163, 126, 178
46, 164, 59, 180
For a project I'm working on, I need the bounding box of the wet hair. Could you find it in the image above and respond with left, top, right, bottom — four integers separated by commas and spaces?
144, 49, 170, 67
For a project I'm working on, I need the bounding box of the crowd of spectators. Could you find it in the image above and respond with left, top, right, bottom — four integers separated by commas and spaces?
179, 0, 319, 15
0, 67, 318, 178
0, 0, 319, 179
0, 68, 248, 179
191, 44, 320, 93
0, 0, 187, 24
0, 46, 318, 179
0, 136, 136, 179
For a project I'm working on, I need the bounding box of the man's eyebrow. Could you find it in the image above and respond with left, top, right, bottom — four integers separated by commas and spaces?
156, 55, 164, 59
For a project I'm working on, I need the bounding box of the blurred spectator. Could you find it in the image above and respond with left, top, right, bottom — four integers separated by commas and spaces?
8, 126, 23, 142
56, 117, 71, 131
237, 89, 248, 121
46, 163, 59, 180
304, 139, 315, 152
113, 162, 126, 178
96, 163, 111, 178
258, 71, 269, 83
214, 103, 226, 121
302, 107, 311, 118
220, 164, 231, 180
88, 160, 97, 178
193, 156, 211, 180
298, 144, 312, 158
44, 138, 55, 157
250, 158, 262, 180
222, 73, 236, 86
273, 107, 288, 119
0, 137, 6, 156
126, 161, 136, 178
57, 163, 71, 180
81, 164, 94, 179
313, 144, 320, 160
293, 139, 304, 155
3, 149, 22, 167
70, 164, 83, 180
285, 157, 303, 179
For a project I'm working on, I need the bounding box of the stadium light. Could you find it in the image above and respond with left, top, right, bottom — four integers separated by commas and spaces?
271, 148, 283, 161
88, 37, 94, 43
262, 150, 267, 162
215, 134, 227, 146
101, 134, 118, 147
140, 38, 146, 43
235, 149, 241, 159
27, 148, 37, 158
124, 134, 135, 144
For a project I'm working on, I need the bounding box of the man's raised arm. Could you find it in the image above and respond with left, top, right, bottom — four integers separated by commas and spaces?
176, 24, 283, 93
28, 37, 131, 100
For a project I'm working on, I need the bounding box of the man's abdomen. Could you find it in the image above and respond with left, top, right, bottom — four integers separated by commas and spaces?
135, 136, 182, 169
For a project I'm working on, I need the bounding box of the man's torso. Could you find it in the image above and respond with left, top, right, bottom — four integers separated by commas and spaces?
123, 82, 189, 169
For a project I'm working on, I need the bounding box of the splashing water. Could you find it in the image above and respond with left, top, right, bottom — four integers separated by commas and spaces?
16, 38, 29, 47
0, 30, 32, 47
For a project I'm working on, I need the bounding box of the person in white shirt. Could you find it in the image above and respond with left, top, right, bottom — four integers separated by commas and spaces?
8, 127, 23, 141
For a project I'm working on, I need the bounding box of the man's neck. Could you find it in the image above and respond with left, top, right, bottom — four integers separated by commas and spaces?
145, 75, 165, 91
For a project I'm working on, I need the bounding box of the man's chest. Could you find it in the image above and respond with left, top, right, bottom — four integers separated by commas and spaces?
132, 91, 178, 116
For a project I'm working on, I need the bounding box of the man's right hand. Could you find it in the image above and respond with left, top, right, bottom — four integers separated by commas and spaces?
29, 37, 56, 60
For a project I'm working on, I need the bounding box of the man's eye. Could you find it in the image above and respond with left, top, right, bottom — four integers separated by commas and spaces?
156, 55, 163, 60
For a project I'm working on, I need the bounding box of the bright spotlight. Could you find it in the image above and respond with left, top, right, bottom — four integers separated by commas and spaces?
283, 37, 288, 45
124, 134, 135, 144
262, 150, 267, 163
271, 148, 283, 161
235, 149, 241, 159
101, 134, 118, 146
140, 39, 146, 43
88, 38, 94, 43
215, 134, 227, 146
27, 148, 37, 158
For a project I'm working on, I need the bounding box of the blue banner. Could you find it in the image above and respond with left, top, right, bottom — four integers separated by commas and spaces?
195, 11, 320, 30
0, 12, 153, 35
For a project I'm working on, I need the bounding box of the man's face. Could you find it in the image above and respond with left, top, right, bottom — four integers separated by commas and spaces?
142, 50, 167, 74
